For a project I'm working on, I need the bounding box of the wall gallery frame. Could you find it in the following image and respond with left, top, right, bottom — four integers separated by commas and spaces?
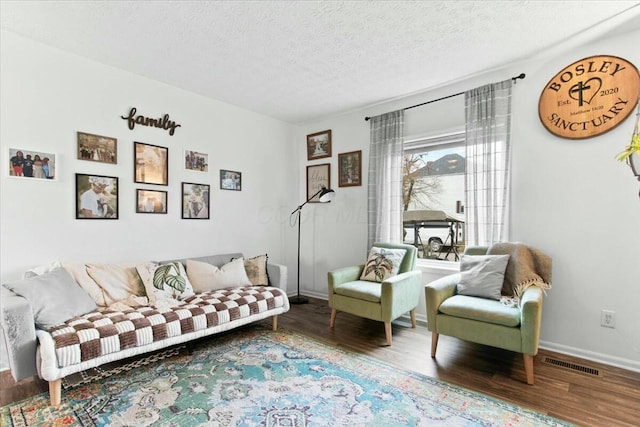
134, 141, 168, 186
182, 182, 210, 219
8, 148, 57, 180
185, 149, 208, 172
77, 131, 117, 164
76, 173, 118, 219
136, 189, 168, 214
338, 150, 362, 187
220, 169, 242, 191
306, 129, 332, 160
307, 163, 330, 202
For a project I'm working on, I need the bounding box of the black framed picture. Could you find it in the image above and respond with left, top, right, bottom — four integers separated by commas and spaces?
75, 173, 118, 219
182, 182, 210, 219
136, 189, 168, 214
220, 169, 241, 191
134, 141, 168, 186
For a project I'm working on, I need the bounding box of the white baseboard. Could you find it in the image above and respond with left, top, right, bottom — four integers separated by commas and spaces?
539, 340, 640, 373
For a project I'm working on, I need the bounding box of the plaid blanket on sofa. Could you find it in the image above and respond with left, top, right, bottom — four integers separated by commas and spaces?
48, 286, 285, 368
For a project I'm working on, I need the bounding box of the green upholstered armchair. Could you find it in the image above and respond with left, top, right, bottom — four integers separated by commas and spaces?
425, 245, 550, 385
328, 242, 422, 345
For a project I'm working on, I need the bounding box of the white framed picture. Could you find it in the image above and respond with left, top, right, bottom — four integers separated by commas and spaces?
185, 150, 209, 172
8, 148, 57, 181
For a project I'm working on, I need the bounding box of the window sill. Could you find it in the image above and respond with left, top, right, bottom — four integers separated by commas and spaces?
415, 258, 460, 273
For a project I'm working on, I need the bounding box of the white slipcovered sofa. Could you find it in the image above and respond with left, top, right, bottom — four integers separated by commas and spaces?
1, 252, 289, 406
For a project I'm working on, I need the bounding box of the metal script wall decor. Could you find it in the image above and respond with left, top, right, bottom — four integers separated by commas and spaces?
121, 107, 182, 136
538, 55, 640, 139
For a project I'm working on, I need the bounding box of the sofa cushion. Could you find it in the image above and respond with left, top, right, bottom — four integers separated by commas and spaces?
47, 286, 287, 368
233, 254, 269, 286
334, 280, 382, 303
3, 267, 98, 329
456, 254, 510, 300
136, 262, 195, 304
186, 258, 252, 292
439, 295, 520, 327
360, 246, 406, 282
86, 263, 148, 305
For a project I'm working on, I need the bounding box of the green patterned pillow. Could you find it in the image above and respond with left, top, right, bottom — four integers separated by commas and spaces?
360, 247, 406, 283
136, 262, 194, 303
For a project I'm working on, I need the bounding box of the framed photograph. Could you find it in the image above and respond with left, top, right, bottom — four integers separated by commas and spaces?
75, 173, 118, 219
184, 149, 208, 172
8, 148, 56, 180
306, 129, 332, 160
77, 132, 117, 164
338, 150, 362, 187
220, 169, 242, 191
306, 163, 330, 202
182, 182, 210, 219
136, 189, 168, 214
134, 141, 168, 186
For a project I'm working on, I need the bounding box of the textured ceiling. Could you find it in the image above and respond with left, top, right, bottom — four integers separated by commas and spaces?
1, 1, 639, 124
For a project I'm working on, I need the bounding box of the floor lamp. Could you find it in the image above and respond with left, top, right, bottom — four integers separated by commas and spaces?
290, 186, 335, 304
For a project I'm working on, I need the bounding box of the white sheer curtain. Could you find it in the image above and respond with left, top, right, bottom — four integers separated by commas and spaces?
464, 80, 512, 246
367, 110, 404, 248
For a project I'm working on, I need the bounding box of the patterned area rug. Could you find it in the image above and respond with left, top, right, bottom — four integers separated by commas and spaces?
1, 327, 573, 426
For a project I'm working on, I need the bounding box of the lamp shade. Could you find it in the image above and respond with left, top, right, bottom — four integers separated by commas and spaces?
318, 187, 335, 203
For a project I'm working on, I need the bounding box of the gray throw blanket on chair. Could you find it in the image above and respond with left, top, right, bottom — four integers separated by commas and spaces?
487, 242, 552, 301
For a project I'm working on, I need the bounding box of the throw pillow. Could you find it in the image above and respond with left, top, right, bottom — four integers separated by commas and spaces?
3, 267, 98, 329
360, 247, 406, 283
232, 254, 270, 286
136, 262, 195, 304
456, 254, 510, 300
186, 258, 252, 292
86, 263, 148, 306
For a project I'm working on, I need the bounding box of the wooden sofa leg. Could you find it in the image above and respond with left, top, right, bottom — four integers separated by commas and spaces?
523, 354, 535, 385
272, 315, 278, 331
410, 310, 416, 328
384, 322, 392, 346
49, 379, 62, 406
329, 308, 337, 328
431, 331, 439, 358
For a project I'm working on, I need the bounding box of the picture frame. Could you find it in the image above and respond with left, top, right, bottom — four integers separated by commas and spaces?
8, 148, 57, 181
338, 150, 362, 187
136, 189, 168, 214
220, 169, 242, 191
134, 141, 168, 186
182, 182, 210, 219
306, 163, 330, 202
306, 129, 332, 160
77, 131, 117, 164
184, 149, 209, 172
75, 173, 118, 219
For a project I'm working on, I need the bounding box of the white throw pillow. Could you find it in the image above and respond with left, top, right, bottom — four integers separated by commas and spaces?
456, 255, 510, 300
186, 258, 252, 292
136, 262, 194, 303
360, 247, 406, 283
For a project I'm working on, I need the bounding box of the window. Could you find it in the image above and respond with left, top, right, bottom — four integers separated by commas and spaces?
403, 130, 465, 262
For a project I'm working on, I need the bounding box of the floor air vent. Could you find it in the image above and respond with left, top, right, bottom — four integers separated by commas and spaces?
542, 356, 600, 376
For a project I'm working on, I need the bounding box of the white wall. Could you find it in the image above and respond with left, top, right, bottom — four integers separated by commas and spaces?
295, 25, 640, 371
0, 30, 297, 280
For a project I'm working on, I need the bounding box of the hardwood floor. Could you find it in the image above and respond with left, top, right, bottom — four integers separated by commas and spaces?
2, 297, 639, 426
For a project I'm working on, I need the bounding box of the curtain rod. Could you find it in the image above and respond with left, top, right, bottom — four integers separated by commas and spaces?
364, 73, 526, 121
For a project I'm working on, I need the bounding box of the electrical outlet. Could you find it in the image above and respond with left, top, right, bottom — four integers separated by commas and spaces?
601, 310, 616, 328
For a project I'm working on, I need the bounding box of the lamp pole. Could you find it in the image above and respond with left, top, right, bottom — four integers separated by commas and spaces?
290, 187, 335, 305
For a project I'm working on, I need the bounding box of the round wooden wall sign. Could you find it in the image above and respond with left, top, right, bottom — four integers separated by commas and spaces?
538, 55, 640, 139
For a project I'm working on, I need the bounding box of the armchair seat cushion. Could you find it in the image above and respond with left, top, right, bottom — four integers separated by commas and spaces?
333, 280, 382, 303
439, 295, 520, 327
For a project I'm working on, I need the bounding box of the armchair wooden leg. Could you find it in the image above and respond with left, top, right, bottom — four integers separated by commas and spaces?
523, 354, 535, 385
410, 310, 416, 328
329, 308, 337, 328
431, 331, 439, 358
384, 322, 392, 346
49, 379, 62, 406
272, 315, 278, 331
